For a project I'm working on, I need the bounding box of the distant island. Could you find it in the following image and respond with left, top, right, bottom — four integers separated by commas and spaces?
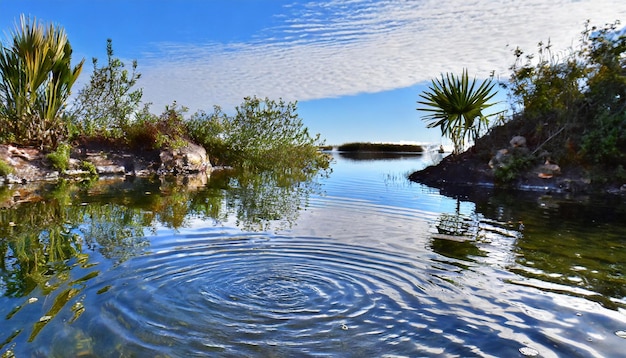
328, 142, 424, 152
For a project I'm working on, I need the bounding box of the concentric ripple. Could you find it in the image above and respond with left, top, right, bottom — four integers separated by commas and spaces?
87, 230, 443, 356
72, 228, 626, 357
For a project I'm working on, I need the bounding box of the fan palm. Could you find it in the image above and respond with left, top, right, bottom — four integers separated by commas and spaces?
0, 15, 83, 147
417, 69, 499, 154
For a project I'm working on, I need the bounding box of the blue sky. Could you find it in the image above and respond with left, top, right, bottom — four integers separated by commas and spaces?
1, 1, 625, 145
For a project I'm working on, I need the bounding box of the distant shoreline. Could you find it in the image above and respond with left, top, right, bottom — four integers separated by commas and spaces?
322, 142, 424, 153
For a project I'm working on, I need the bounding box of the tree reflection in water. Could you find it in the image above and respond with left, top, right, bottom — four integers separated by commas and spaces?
0, 166, 325, 345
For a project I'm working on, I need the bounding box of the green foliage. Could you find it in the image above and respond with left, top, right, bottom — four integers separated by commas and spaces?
187, 96, 330, 173
0, 158, 14, 176
46, 142, 71, 172
418, 69, 500, 154
0, 15, 84, 148
492, 148, 535, 183
580, 110, 626, 165
337, 142, 423, 152
187, 106, 229, 165
579, 22, 626, 166
81, 160, 98, 176
125, 102, 188, 150
70, 39, 142, 138
506, 41, 585, 123
504, 20, 626, 167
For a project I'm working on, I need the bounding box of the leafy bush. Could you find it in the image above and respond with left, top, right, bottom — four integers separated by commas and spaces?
0, 158, 13, 176
0, 15, 84, 148
503, 20, 626, 167
187, 96, 330, 173
125, 102, 188, 150
493, 149, 535, 183
47, 143, 71, 172
69, 39, 142, 139
81, 161, 98, 176
187, 106, 229, 165
580, 110, 626, 165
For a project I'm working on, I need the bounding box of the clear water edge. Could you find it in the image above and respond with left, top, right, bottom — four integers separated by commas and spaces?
1, 152, 625, 357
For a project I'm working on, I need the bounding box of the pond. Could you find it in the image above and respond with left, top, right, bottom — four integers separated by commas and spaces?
1, 151, 625, 357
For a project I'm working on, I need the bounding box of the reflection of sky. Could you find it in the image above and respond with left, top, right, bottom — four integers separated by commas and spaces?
284, 156, 457, 248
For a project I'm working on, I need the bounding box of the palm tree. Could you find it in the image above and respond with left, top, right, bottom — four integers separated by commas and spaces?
0, 15, 84, 147
417, 69, 500, 154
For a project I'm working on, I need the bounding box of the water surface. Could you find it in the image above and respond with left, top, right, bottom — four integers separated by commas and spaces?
1, 152, 625, 357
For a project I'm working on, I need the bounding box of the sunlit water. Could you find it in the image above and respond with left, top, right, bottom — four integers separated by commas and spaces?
1, 151, 626, 357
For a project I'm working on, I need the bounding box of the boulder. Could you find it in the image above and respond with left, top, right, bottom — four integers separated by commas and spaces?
159, 142, 210, 174
510, 136, 527, 148
488, 149, 509, 169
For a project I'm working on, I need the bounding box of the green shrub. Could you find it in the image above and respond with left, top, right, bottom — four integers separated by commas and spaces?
70, 39, 141, 139
47, 143, 71, 172
125, 103, 188, 150
187, 96, 330, 173
187, 106, 230, 165
81, 161, 98, 176
0, 16, 83, 148
493, 149, 534, 183
0, 158, 14, 176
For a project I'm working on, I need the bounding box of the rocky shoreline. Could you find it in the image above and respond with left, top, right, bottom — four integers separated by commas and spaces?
0, 141, 214, 185
409, 143, 626, 197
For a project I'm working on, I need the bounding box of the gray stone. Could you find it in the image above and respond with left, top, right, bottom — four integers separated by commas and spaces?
159, 142, 210, 174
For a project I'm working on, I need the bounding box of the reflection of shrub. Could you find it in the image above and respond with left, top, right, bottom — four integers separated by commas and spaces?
0, 159, 14, 176
47, 143, 71, 172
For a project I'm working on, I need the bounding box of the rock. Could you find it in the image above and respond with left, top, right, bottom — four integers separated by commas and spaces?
95, 165, 126, 175
540, 160, 561, 175
159, 142, 210, 174
510, 136, 527, 148
488, 149, 509, 169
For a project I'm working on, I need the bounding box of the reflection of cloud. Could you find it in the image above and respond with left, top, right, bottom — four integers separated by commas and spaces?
139, 0, 626, 111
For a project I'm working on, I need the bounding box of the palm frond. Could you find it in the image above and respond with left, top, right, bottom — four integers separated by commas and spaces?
417, 69, 500, 154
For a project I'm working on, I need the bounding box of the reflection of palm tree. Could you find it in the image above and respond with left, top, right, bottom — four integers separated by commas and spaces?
434, 198, 475, 240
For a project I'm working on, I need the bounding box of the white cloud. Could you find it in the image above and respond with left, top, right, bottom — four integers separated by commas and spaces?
138, 0, 626, 112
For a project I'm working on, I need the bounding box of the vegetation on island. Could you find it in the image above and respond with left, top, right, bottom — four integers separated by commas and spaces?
337, 142, 423, 152
416, 20, 626, 189
0, 16, 330, 178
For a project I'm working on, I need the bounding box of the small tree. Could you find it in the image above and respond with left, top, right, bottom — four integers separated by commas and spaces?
417, 69, 500, 154
0, 15, 84, 147
70, 39, 142, 138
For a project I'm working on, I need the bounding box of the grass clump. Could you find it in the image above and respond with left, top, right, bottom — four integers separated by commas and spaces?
0, 159, 14, 176
81, 161, 98, 176
47, 143, 71, 172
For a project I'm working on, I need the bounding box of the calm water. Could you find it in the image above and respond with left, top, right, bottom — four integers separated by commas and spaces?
1, 152, 626, 357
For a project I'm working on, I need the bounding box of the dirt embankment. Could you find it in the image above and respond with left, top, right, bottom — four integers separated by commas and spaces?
408, 120, 626, 196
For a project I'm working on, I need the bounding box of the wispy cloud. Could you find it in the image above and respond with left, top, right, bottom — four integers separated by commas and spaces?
138, 0, 626, 111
